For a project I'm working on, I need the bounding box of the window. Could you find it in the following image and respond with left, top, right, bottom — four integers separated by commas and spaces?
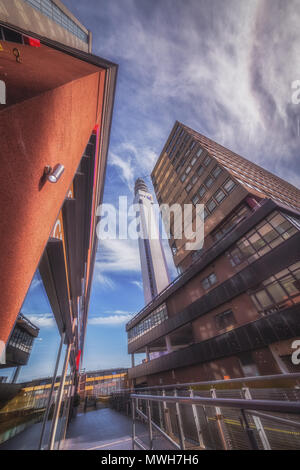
214, 188, 226, 203
191, 156, 197, 166
212, 165, 222, 178
180, 173, 187, 183
212, 204, 250, 242
186, 165, 192, 175
227, 211, 298, 268
196, 148, 203, 157
24, 0, 89, 42
202, 273, 217, 290
197, 165, 204, 177
186, 183, 192, 193
203, 155, 211, 166
192, 194, 200, 205
128, 304, 168, 342
207, 198, 217, 213
239, 352, 260, 377
204, 176, 214, 188
250, 262, 300, 315
215, 310, 236, 330
192, 175, 198, 185
223, 178, 236, 193
199, 185, 206, 198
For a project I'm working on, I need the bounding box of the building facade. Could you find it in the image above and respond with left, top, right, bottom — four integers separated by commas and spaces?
126, 122, 300, 387
0, 1, 117, 449
134, 178, 170, 305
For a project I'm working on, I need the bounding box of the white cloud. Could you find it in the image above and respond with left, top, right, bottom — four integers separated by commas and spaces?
26, 314, 55, 329
131, 280, 143, 290
96, 239, 141, 273
93, 271, 116, 290
88, 314, 134, 326
93, 0, 300, 187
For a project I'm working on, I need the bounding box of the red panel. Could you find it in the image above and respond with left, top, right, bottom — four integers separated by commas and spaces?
23, 36, 41, 47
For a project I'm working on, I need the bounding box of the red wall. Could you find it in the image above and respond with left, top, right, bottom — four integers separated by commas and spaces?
0, 70, 105, 344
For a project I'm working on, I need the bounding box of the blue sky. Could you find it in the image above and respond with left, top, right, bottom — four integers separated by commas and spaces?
4, 0, 300, 381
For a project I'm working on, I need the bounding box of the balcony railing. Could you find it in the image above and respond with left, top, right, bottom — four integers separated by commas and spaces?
111, 373, 300, 450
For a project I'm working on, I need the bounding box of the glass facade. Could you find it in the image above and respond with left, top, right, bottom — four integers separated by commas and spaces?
128, 304, 168, 343
0, 270, 74, 450
227, 211, 299, 269
251, 262, 300, 315
24, 0, 88, 42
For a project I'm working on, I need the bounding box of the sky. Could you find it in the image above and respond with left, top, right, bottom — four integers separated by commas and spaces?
5, 0, 300, 381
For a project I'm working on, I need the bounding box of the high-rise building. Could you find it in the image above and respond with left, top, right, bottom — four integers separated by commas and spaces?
126, 122, 300, 387
134, 178, 170, 305
0, 1, 117, 449
152, 122, 300, 272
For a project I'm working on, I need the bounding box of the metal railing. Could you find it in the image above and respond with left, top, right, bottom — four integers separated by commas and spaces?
111, 373, 300, 450
131, 392, 300, 451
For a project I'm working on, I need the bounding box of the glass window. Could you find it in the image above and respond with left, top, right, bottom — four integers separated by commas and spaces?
199, 185, 206, 198
180, 173, 187, 183
212, 165, 222, 178
207, 199, 217, 213
214, 188, 226, 203
204, 176, 214, 188
223, 179, 236, 193
266, 282, 287, 303
196, 148, 203, 157
185, 165, 192, 175
186, 183, 192, 193
197, 165, 204, 177
215, 310, 236, 330
191, 175, 198, 185
192, 194, 200, 205
209, 273, 217, 285
255, 289, 273, 308
203, 155, 211, 166
191, 156, 197, 166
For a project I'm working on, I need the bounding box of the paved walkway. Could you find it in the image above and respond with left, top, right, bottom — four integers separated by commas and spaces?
63, 408, 147, 450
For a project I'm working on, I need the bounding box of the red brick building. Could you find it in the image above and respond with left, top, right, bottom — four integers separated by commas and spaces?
127, 122, 300, 386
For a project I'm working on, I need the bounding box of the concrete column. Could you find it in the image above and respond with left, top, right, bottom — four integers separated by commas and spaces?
131, 354, 135, 368
165, 335, 173, 353
146, 347, 150, 362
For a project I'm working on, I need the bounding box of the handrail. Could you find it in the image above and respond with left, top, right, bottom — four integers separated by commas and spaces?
131, 393, 300, 414
111, 372, 300, 394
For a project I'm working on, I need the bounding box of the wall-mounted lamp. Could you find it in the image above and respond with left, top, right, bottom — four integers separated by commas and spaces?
44, 164, 65, 184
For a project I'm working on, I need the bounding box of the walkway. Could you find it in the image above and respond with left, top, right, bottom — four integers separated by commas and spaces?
63, 408, 145, 450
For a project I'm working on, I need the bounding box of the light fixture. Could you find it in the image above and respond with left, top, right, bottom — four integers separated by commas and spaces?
46, 164, 65, 183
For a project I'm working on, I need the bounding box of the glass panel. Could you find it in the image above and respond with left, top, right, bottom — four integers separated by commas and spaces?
214, 189, 226, 203
197, 165, 204, 176
204, 176, 214, 188
207, 199, 217, 213
223, 179, 236, 193
255, 290, 273, 308
203, 155, 211, 166
248, 233, 266, 251
0, 270, 63, 450
199, 185, 206, 198
266, 282, 287, 303
258, 223, 279, 243
281, 275, 300, 295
